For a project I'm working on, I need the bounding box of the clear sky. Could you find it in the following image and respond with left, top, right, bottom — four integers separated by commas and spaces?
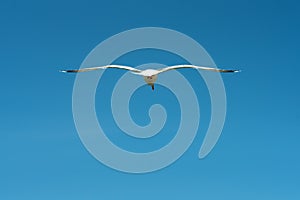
1, 0, 300, 199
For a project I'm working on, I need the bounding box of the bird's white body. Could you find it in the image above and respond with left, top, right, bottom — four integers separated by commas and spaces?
138, 69, 159, 77
135, 69, 159, 88
61, 64, 240, 90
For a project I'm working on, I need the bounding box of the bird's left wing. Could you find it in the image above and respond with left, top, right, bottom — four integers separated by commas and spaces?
157, 65, 240, 74
60, 65, 142, 73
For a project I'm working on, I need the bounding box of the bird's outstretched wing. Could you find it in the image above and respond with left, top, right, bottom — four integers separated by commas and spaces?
60, 65, 142, 73
157, 65, 240, 74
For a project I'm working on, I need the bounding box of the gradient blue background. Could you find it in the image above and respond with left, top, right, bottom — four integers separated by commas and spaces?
1, 0, 299, 199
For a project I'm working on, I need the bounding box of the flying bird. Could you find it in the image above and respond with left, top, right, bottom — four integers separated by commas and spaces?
60, 65, 240, 90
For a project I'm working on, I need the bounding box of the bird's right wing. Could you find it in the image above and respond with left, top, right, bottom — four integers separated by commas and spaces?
60, 65, 142, 73
157, 65, 240, 74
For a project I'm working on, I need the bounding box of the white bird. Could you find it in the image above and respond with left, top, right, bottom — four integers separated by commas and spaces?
60, 65, 240, 90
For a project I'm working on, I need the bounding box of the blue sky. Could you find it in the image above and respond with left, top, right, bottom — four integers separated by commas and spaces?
1, 0, 300, 199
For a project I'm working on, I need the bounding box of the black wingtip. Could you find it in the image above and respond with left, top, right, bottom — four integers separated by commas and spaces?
222, 69, 241, 73
59, 69, 79, 73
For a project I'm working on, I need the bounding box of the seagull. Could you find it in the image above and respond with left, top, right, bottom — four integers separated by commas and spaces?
60, 65, 240, 90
